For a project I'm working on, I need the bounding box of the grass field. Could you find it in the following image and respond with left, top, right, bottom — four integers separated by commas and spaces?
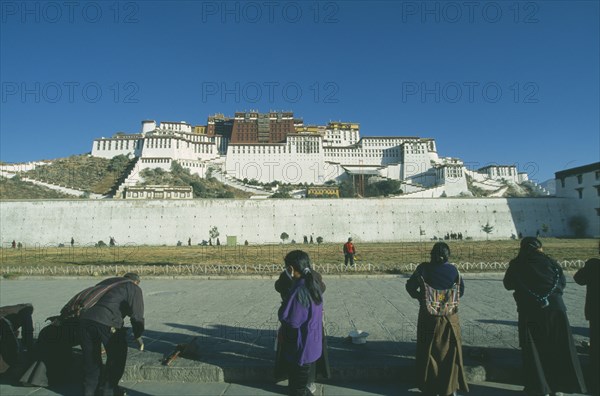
1, 239, 597, 276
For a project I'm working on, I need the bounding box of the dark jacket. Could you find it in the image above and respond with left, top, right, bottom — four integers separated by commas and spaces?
80, 277, 145, 338
503, 251, 567, 313
0, 303, 34, 374
574, 257, 599, 321
406, 261, 465, 301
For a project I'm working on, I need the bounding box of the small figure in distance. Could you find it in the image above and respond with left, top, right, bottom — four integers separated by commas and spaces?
343, 238, 356, 267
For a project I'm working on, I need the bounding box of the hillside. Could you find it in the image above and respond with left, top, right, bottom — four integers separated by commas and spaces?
540, 179, 556, 195
466, 174, 546, 198
0, 176, 75, 199
140, 162, 252, 199
22, 154, 132, 195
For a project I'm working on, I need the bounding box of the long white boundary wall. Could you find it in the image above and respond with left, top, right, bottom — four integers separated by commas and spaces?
0, 198, 584, 246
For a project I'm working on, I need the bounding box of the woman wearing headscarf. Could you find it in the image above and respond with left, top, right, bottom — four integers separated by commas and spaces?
406, 242, 468, 396
504, 237, 586, 395
278, 250, 324, 396
274, 262, 329, 391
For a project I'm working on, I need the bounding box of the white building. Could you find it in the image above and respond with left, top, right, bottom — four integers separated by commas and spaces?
92, 121, 225, 183
91, 117, 530, 197
478, 165, 528, 183
555, 162, 600, 237
124, 185, 193, 200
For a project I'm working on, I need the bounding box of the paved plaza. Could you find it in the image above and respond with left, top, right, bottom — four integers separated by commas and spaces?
0, 274, 592, 395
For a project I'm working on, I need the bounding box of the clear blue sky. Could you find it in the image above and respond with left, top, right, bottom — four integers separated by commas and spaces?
1, 0, 598, 183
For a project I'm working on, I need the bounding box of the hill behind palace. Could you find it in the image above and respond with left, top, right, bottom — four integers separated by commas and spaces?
0, 154, 547, 200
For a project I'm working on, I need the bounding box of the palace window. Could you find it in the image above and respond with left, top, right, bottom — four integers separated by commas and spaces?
577, 174, 583, 184
576, 188, 584, 199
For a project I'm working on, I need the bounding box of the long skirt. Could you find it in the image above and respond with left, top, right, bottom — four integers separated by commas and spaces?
274, 324, 330, 382
415, 310, 469, 395
589, 316, 599, 394
518, 309, 587, 395
20, 318, 80, 387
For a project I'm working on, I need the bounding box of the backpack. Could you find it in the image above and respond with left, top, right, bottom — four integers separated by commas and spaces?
56, 279, 132, 322
344, 242, 354, 254
420, 268, 461, 316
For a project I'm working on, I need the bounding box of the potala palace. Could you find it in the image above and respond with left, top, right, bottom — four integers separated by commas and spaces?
3, 111, 598, 245
91, 111, 534, 198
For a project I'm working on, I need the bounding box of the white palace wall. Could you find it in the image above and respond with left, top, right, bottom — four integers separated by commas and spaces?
0, 198, 583, 247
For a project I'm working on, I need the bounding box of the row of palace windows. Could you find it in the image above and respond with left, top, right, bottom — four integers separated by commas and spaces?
231, 146, 288, 154
146, 139, 173, 149
128, 191, 192, 198
98, 140, 139, 151
181, 162, 204, 168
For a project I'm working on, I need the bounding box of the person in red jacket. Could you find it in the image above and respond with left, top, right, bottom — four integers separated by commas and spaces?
343, 238, 356, 267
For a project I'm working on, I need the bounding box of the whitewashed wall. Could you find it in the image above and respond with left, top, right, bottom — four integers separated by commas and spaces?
0, 197, 584, 247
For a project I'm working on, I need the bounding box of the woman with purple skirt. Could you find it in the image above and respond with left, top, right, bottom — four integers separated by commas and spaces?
278, 250, 324, 396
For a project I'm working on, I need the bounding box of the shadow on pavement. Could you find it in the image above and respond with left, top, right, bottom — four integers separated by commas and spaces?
140, 322, 415, 382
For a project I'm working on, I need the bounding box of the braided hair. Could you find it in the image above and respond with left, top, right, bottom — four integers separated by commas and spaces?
284, 250, 323, 305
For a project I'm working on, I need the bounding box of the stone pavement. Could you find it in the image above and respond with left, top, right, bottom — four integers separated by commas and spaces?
0, 379, 589, 395
0, 274, 593, 395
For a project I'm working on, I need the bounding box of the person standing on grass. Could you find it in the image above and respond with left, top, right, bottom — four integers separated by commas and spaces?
504, 237, 586, 396
343, 238, 356, 266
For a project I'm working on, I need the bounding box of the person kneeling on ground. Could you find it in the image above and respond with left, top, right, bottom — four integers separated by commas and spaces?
79, 273, 145, 396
